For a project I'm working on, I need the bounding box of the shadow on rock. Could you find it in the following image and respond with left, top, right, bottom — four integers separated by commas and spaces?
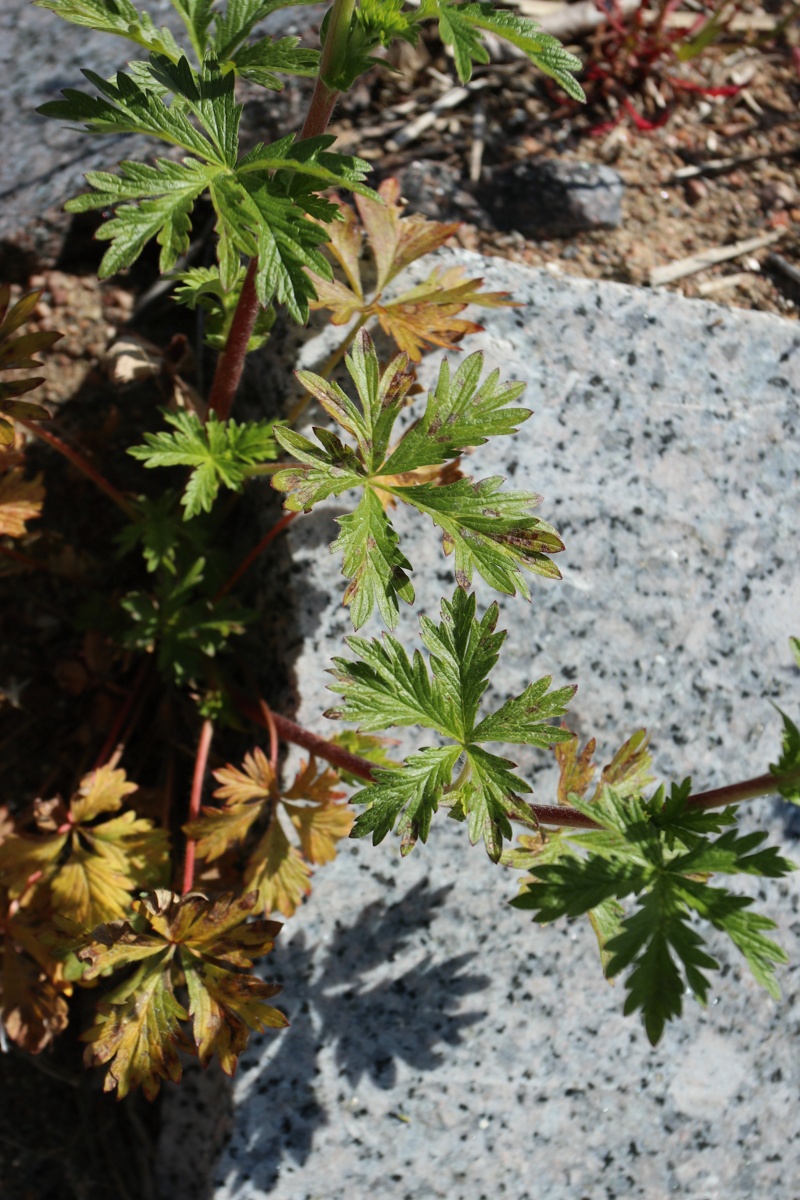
214, 879, 490, 1195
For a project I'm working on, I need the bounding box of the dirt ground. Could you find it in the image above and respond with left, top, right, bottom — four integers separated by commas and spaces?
12, 2, 800, 416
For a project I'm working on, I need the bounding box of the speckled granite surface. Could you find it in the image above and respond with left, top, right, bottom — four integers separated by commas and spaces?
160, 262, 800, 1200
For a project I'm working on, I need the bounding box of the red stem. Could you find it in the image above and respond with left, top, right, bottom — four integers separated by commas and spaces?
684, 769, 800, 810
204, 16, 343, 422
206, 259, 260, 421
182, 718, 214, 894
258, 698, 279, 773
17, 419, 136, 519
214, 509, 299, 601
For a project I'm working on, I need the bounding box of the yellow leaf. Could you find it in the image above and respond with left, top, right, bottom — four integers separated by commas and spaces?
185, 798, 267, 862
283, 756, 346, 805
307, 180, 510, 360
154, 890, 282, 968
245, 819, 311, 918
286, 802, 354, 865
88, 811, 170, 888
50, 844, 137, 928
323, 197, 364, 297
305, 271, 363, 326
212, 746, 276, 805
82, 955, 190, 1100
356, 178, 459, 292
76, 921, 167, 980
0, 468, 44, 537
596, 729, 654, 800
0, 831, 66, 900
183, 952, 287, 1074
70, 762, 138, 824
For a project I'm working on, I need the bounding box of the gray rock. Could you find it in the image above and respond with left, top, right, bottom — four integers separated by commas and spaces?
387, 160, 490, 227
478, 158, 624, 237
159, 259, 800, 1198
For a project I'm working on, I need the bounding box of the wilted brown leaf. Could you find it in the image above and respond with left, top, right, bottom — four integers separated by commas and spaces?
0, 468, 45, 537
307, 179, 515, 362
1, 932, 70, 1053
555, 731, 597, 806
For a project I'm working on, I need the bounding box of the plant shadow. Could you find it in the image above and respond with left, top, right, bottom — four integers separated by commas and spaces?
214, 878, 490, 1194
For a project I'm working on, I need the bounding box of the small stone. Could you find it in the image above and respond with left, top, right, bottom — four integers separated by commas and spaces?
389, 160, 490, 228
685, 178, 707, 206
476, 158, 624, 238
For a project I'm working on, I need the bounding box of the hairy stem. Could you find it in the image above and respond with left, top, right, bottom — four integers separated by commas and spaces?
686, 768, 800, 810
182, 718, 214, 894
17, 418, 136, 519
238, 695, 800, 832
206, 258, 260, 421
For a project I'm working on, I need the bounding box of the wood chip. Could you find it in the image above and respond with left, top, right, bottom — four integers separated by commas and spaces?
665, 146, 800, 184
696, 272, 754, 296
386, 85, 473, 151
650, 230, 786, 287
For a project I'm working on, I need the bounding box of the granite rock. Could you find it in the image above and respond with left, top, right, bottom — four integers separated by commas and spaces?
158, 259, 800, 1199
478, 158, 624, 237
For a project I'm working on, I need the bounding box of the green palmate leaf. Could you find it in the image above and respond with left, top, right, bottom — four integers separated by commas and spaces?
417, 0, 585, 99
68, 158, 215, 276
39, 66, 218, 159
171, 0, 215, 59
333, 489, 415, 630
381, 354, 529, 475
128, 409, 277, 518
771, 707, 800, 803
224, 177, 335, 322
394, 476, 564, 597
229, 36, 320, 89
511, 781, 794, 1043
44, 50, 372, 309
145, 55, 242, 167
36, 0, 182, 59
357, 0, 419, 48
350, 745, 460, 854
211, 0, 321, 60
328, 587, 575, 859
473, 676, 578, 746
273, 329, 563, 627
